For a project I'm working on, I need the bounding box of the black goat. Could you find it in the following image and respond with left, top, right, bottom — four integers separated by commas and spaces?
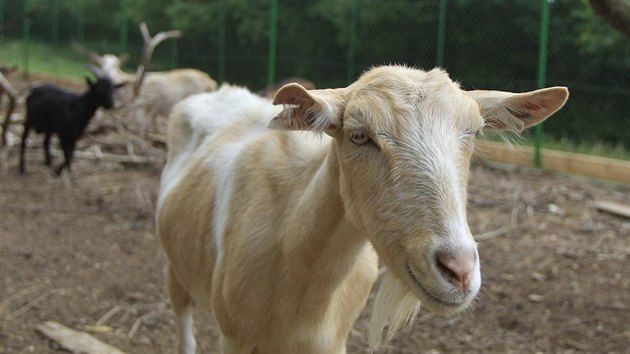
20, 75, 122, 175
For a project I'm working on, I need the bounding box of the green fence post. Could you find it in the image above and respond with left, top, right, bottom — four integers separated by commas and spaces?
347, 0, 359, 84
52, 0, 60, 49
267, 0, 278, 87
119, 0, 130, 54
0, 0, 4, 38
218, 0, 226, 84
436, 0, 447, 67
22, 0, 31, 76
171, 0, 180, 68
535, 0, 550, 168
77, 1, 84, 44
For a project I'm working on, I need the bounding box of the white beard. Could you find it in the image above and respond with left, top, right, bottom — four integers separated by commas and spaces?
368, 268, 422, 350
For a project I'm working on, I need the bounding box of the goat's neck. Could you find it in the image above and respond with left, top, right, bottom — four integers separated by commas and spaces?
75, 92, 101, 130
282, 145, 372, 300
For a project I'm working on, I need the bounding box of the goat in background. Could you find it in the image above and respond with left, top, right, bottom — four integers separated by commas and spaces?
20, 68, 124, 175
75, 23, 217, 136
156, 65, 568, 354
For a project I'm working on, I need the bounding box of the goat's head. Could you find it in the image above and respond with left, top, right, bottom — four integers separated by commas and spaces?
88, 53, 130, 85
86, 75, 126, 110
269, 65, 568, 342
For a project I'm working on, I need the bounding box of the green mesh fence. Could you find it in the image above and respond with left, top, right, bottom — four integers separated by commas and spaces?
1, 0, 629, 160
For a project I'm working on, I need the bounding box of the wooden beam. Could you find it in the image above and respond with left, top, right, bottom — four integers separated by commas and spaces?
475, 140, 630, 184
36, 321, 126, 354
593, 201, 630, 218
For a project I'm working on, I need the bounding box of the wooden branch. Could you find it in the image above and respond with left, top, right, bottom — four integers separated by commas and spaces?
0, 285, 44, 312
36, 321, 126, 354
51, 148, 155, 164
132, 22, 181, 98
474, 187, 521, 241
71, 41, 104, 65
594, 200, 630, 218
589, 0, 630, 36
0, 72, 18, 146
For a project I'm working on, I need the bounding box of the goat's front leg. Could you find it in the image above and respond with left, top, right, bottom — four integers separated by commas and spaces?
43, 133, 53, 166
19, 123, 31, 174
54, 139, 74, 176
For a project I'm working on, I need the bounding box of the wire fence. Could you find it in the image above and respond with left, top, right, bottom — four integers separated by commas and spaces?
1, 0, 629, 162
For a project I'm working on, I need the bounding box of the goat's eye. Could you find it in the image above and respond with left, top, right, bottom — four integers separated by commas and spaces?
350, 130, 370, 145
463, 129, 479, 139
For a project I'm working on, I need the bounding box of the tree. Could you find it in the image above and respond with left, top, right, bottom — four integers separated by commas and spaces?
589, 0, 630, 35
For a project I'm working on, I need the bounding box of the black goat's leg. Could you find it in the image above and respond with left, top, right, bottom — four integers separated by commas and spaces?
19, 123, 31, 174
54, 140, 74, 176
43, 133, 53, 166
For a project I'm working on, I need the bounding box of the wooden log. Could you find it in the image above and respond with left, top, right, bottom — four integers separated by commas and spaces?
36, 321, 126, 354
475, 140, 630, 184
593, 200, 630, 218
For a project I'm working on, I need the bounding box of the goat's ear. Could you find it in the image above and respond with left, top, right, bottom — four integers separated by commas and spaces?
268, 83, 344, 132
468, 87, 569, 132
86, 77, 95, 88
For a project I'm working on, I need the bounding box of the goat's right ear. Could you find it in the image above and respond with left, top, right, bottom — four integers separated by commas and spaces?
268, 83, 345, 132
468, 87, 569, 132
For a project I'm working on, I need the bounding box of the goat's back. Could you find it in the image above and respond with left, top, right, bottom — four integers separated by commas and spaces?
141, 69, 218, 116
160, 85, 280, 198
26, 85, 79, 132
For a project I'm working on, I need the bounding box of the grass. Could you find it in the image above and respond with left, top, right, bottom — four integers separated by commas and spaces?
1, 39, 91, 79
481, 132, 630, 161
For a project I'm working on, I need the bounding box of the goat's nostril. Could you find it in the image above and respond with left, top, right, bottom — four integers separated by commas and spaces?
436, 252, 475, 292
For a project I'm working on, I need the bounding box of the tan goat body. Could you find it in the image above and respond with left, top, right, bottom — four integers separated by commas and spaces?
156, 65, 568, 354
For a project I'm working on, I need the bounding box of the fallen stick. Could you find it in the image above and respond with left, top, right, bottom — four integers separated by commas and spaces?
3, 291, 50, 322
593, 200, 630, 218
50, 148, 154, 164
474, 225, 511, 241
0, 284, 44, 315
36, 321, 127, 354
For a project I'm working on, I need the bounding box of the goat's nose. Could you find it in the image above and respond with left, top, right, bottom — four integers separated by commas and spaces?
436, 250, 476, 292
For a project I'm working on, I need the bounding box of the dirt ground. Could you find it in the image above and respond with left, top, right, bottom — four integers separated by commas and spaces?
1, 75, 629, 354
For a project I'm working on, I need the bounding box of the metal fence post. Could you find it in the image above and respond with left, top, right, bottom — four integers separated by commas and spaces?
171, 0, 180, 68
77, 1, 84, 44
218, 0, 227, 84
52, 0, 60, 49
22, 0, 31, 75
0, 0, 4, 38
535, 0, 550, 168
436, 0, 447, 67
119, 0, 130, 54
347, 0, 359, 84
267, 0, 278, 87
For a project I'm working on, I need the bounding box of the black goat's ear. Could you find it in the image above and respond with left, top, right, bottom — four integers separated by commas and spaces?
86, 77, 95, 88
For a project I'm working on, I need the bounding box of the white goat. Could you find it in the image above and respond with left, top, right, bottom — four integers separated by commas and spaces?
95, 54, 218, 132
156, 65, 568, 354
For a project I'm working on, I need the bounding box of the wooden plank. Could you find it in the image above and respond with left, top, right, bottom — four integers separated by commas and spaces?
593, 201, 630, 218
475, 140, 630, 184
36, 321, 126, 354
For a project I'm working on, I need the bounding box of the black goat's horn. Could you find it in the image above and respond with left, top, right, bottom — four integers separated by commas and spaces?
86, 64, 105, 78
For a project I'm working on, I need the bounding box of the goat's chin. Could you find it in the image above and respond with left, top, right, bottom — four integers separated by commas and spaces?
368, 269, 422, 350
